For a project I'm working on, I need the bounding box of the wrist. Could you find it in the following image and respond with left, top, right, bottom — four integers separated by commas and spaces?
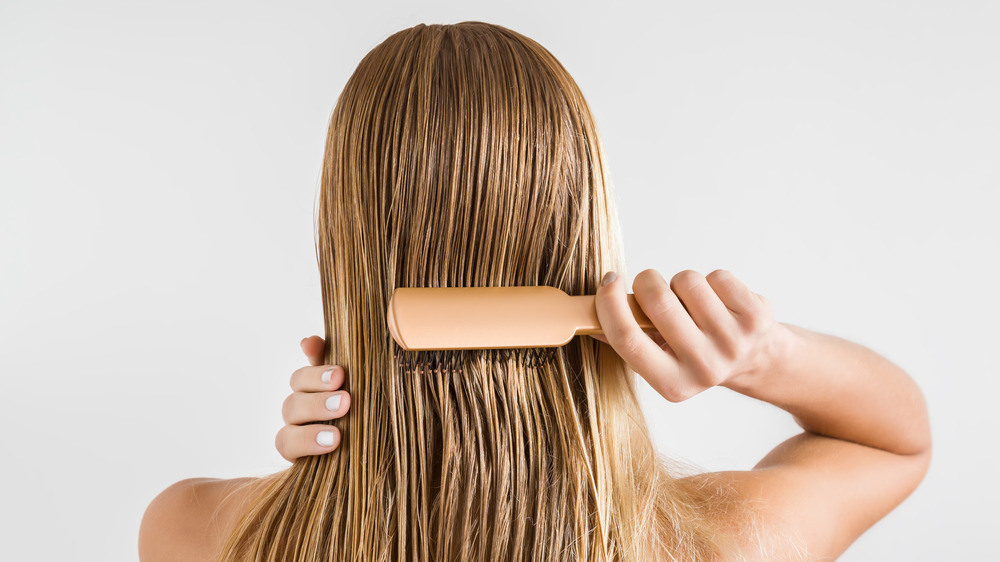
723, 321, 803, 396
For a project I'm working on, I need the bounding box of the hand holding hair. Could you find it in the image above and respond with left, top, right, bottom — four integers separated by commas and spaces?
273, 335, 352, 462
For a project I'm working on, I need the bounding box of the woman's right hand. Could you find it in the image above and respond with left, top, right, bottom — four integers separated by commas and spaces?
592, 268, 788, 402
274, 335, 352, 462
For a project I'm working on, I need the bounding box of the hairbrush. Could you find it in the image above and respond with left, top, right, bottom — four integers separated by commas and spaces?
387, 286, 655, 372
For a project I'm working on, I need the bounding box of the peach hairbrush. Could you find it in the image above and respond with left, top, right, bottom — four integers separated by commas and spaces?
386, 286, 655, 371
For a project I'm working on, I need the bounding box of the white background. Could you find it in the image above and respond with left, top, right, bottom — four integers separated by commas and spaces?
2, 1, 997, 560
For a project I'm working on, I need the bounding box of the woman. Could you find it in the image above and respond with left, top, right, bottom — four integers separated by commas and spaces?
139, 21, 930, 561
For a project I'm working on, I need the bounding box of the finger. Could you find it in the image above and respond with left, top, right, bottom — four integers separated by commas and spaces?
633, 269, 708, 364
704, 270, 767, 323
290, 365, 345, 392
275, 424, 342, 462
594, 271, 677, 391
671, 269, 740, 339
300, 335, 326, 366
282, 390, 352, 425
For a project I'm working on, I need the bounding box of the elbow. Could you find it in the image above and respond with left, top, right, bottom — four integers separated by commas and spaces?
912, 381, 934, 459
914, 432, 933, 483
901, 369, 933, 459
902, 402, 933, 494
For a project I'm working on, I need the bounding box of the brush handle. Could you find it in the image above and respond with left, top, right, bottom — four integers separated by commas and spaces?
568, 294, 657, 335
387, 286, 660, 350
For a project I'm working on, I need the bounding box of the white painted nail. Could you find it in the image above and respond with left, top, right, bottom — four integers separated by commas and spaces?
326, 394, 342, 411
316, 430, 335, 447
321, 368, 334, 384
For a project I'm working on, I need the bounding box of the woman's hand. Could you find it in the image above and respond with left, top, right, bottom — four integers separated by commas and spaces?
274, 335, 352, 462
592, 269, 788, 402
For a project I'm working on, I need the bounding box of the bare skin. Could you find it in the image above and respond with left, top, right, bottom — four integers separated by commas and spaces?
139, 269, 931, 561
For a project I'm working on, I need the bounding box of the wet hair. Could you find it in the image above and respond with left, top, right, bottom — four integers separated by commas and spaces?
217, 21, 752, 561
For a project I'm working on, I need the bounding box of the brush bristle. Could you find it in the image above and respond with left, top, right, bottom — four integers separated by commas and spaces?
395, 347, 557, 373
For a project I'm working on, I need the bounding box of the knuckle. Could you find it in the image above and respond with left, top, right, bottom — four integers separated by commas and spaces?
670, 269, 702, 290
705, 268, 729, 281
743, 299, 772, 332
661, 390, 683, 403
640, 285, 678, 319
634, 268, 663, 288
621, 331, 647, 358
756, 293, 773, 314
662, 383, 693, 403
275, 427, 288, 458
707, 368, 728, 387
281, 394, 294, 422
673, 387, 697, 402
743, 314, 765, 333
613, 330, 649, 359
660, 379, 684, 402
290, 366, 306, 390
729, 337, 750, 360
706, 269, 735, 289
647, 298, 678, 322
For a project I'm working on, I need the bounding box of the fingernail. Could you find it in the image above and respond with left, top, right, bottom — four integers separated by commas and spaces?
321, 368, 334, 384
317, 430, 335, 447
326, 394, 342, 411
602, 271, 617, 287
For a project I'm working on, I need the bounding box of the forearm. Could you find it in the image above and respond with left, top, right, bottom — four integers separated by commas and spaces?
724, 322, 931, 457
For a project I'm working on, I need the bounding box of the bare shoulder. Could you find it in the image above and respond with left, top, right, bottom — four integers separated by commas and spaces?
139, 476, 267, 562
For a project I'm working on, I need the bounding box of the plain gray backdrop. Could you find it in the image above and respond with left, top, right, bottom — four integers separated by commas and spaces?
2, 1, 997, 560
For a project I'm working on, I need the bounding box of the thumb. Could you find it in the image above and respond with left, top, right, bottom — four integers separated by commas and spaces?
589, 271, 618, 344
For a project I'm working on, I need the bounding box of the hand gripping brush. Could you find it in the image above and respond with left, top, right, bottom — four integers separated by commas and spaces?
386, 286, 656, 373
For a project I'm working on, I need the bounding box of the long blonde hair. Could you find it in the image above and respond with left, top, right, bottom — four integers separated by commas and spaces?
218, 21, 750, 561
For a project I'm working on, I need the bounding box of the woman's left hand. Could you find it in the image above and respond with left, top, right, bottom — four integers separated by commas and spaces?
274, 335, 352, 462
